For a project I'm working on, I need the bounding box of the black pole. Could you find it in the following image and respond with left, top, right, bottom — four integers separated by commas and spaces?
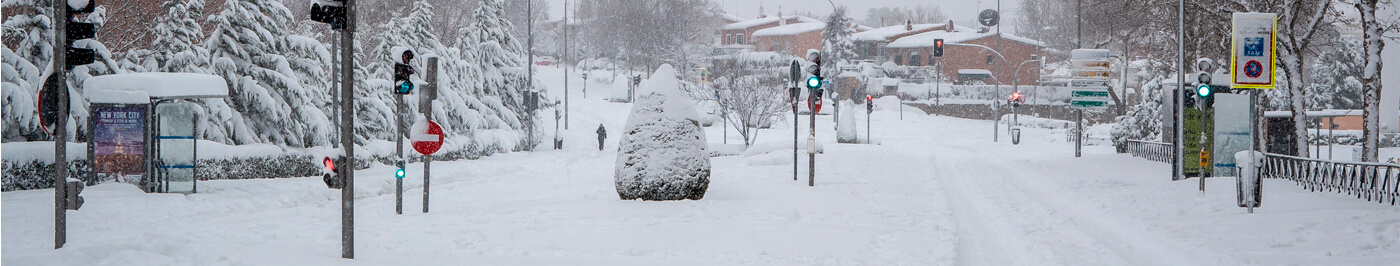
52, 0, 69, 249
340, 0, 357, 259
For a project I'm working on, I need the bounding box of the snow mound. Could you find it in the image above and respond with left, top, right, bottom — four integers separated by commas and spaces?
614, 64, 711, 201
838, 100, 858, 143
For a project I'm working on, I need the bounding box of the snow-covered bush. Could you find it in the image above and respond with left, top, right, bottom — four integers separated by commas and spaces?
838, 100, 859, 143
1112, 77, 1163, 152
614, 64, 710, 201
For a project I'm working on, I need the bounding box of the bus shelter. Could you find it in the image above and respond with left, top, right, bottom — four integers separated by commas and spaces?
83, 73, 228, 194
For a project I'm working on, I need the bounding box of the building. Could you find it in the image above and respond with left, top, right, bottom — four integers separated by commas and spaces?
752, 22, 825, 56
719, 15, 820, 47
851, 21, 965, 62
886, 28, 1047, 85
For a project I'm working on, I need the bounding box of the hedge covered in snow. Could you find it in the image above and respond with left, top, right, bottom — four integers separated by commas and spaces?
614, 65, 711, 201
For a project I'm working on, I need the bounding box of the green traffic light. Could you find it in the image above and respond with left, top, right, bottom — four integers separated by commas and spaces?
396, 81, 414, 94
1196, 84, 1212, 98
396, 168, 405, 179
806, 76, 821, 89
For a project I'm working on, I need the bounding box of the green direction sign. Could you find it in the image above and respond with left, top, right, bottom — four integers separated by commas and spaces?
1070, 99, 1109, 109
1071, 90, 1110, 98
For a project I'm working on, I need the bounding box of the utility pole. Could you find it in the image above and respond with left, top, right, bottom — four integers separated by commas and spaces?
52, 0, 69, 249
1175, 0, 1186, 181
339, 0, 357, 259
563, 0, 570, 130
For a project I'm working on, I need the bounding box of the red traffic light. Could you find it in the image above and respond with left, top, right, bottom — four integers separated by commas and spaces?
323, 157, 336, 172
401, 51, 415, 64
866, 95, 873, 102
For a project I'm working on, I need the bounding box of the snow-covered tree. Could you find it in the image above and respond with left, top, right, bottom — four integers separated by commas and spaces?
1112, 77, 1164, 150
1306, 36, 1364, 110
150, 0, 209, 74
1, 0, 123, 141
1354, 0, 1392, 162
820, 5, 857, 82
205, 0, 330, 147
705, 53, 794, 147
463, 0, 537, 149
615, 64, 710, 201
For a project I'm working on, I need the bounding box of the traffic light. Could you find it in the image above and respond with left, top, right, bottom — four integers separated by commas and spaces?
64, 179, 84, 210
322, 156, 343, 189
66, 1, 98, 68
933, 39, 945, 58
866, 95, 874, 114
393, 49, 415, 95
395, 159, 406, 179
1009, 92, 1023, 108
310, 0, 347, 30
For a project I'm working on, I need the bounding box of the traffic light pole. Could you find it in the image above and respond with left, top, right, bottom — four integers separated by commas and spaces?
339, 0, 357, 259
809, 95, 816, 187
793, 91, 798, 181
395, 94, 404, 215
1199, 102, 1207, 192
52, 0, 69, 249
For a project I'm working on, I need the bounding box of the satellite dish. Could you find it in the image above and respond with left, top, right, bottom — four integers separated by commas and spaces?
979, 9, 999, 27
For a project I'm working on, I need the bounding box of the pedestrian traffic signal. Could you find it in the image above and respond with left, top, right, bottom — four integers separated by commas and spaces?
65, 1, 98, 68
322, 156, 343, 189
310, 0, 347, 30
394, 50, 415, 95
64, 179, 84, 210
933, 39, 945, 58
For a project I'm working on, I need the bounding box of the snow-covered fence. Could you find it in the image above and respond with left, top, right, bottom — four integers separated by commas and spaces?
1261, 153, 1400, 205
1125, 140, 1172, 163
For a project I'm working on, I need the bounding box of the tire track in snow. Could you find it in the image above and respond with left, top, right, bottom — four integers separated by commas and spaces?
931, 154, 1033, 266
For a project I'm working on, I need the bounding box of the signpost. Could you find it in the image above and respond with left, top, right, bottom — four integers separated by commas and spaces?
790, 61, 801, 182
1068, 49, 1112, 157
1229, 12, 1275, 212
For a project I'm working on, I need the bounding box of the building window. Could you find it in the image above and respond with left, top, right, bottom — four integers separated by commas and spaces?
894, 55, 904, 65
910, 51, 921, 66
727, 34, 734, 44
738, 34, 745, 45
929, 54, 937, 66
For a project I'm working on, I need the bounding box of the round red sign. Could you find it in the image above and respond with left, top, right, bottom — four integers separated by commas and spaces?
411, 121, 444, 155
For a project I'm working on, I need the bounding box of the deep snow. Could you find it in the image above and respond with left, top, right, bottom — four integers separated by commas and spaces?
4, 66, 1398, 265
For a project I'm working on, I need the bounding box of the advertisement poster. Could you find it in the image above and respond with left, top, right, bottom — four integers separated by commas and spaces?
93, 105, 145, 181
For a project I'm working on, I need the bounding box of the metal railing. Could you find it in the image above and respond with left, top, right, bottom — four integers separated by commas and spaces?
1261, 153, 1400, 205
1126, 140, 1172, 163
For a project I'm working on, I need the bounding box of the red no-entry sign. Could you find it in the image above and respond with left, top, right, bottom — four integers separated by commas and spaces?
411, 121, 444, 155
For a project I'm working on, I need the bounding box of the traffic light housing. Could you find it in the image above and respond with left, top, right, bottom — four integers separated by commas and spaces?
393, 50, 415, 95
322, 156, 344, 189
64, 179, 84, 210
310, 0, 347, 30
866, 95, 874, 114
65, 1, 98, 68
1009, 92, 1023, 108
933, 39, 945, 58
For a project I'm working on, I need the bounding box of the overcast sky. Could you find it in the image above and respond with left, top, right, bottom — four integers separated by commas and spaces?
543, 0, 1022, 29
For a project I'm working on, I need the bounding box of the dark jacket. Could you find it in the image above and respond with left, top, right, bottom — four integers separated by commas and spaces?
596, 125, 607, 139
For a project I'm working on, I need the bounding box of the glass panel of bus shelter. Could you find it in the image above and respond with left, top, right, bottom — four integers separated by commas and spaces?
157, 102, 197, 193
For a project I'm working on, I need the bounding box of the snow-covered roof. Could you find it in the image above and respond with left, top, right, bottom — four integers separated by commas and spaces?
854, 24, 876, 32
887, 30, 1046, 48
85, 88, 150, 104
852, 24, 942, 42
752, 22, 825, 37
83, 73, 229, 99
1264, 110, 1365, 118
723, 16, 820, 30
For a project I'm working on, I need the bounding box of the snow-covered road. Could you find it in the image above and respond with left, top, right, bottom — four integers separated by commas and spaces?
4, 67, 1397, 265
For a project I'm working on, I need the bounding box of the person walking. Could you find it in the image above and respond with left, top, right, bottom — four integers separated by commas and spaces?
596, 124, 607, 151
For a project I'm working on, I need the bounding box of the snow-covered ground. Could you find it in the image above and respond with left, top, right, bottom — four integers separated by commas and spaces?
4, 67, 1398, 265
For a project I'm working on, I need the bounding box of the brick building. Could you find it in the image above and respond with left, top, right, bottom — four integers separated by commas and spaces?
851, 22, 965, 62
751, 22, 824, 56
886, 28, 1046, 85
719, 15, 819, 47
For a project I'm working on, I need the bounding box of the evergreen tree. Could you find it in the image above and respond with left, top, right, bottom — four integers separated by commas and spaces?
1306, 36, 1365, 110
820, 6, 857, 80
465, 0, 536, 149
206, 0, 330, 147
151, 0, 210, 74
